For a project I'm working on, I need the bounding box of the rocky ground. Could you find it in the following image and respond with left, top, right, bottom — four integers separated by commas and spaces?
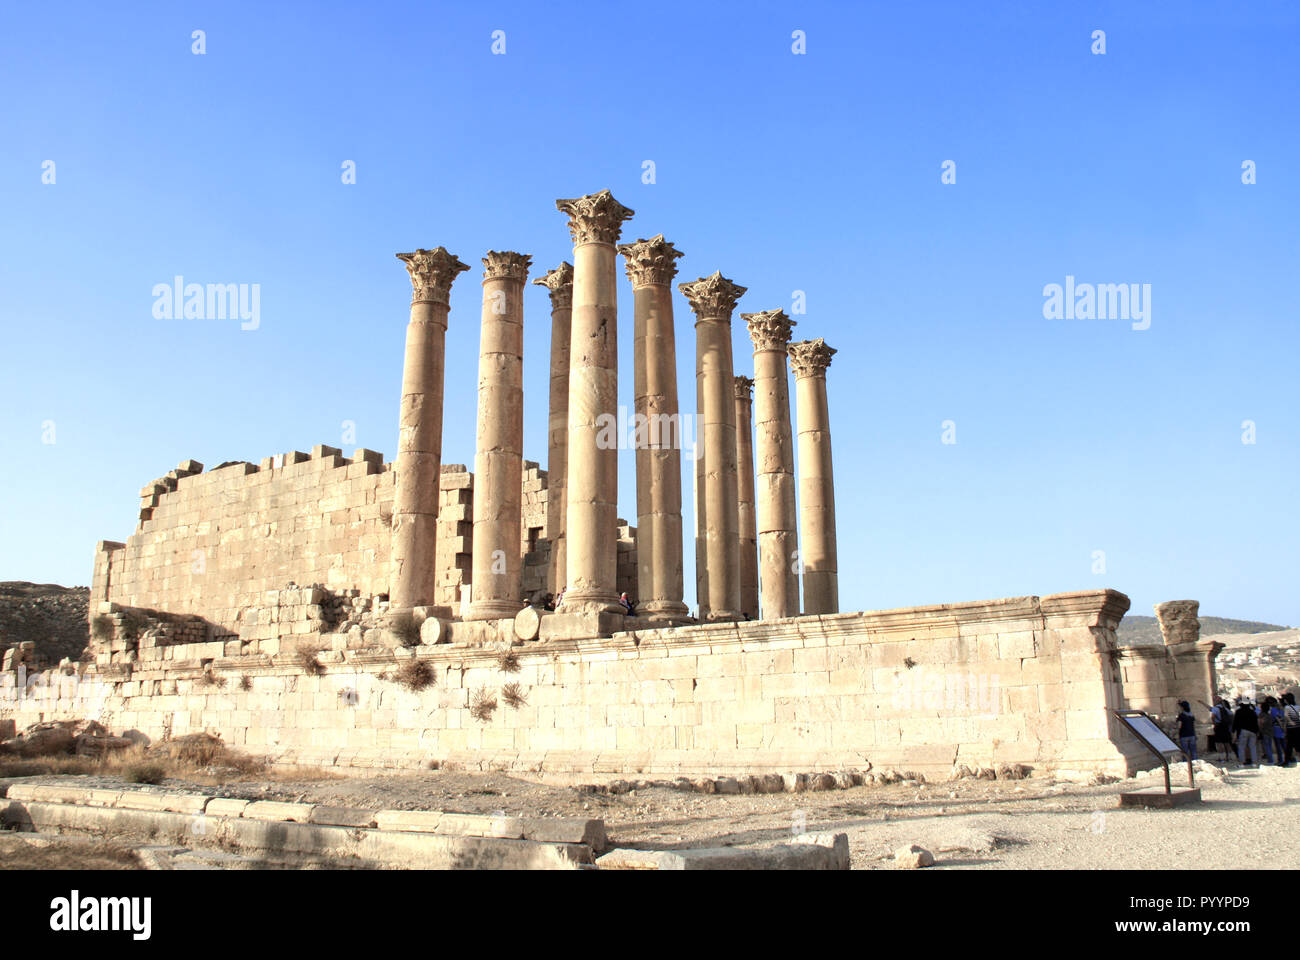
0, 582, 89, 664
3, 757, 1297, 869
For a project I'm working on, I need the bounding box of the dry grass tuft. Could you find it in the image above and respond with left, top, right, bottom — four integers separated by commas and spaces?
297, 649, 326, 675
125, 761, 166, 784
0, 735, 331, 786
90, 614, 114, 642
469, 688, 498, 723
198, 670, 227, 688
119, 610, 149, 641
396, 658, 435, 691
238, 674, 253, 691
497, 649, 521, 673
501, 682, 527, 709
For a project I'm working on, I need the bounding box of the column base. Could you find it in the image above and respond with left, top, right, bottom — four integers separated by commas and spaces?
465, 600, 526, 622
557, 591, 624, 616
704, 609, 744, 623
636, 600, 693, 626
539, 610, 626, 642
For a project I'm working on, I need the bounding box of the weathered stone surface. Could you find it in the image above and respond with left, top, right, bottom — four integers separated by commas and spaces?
745, 308, 799, 619
466, 251, 530, 621
597, 832, 848, 870
243, 800, 315, 822
681, 272, 746, 621
535, 262, 574, 594
556, 190, 632, 617
894, 843, 935, 869
308, 805, 378, 828
205, 798, 252, 818
374, 809, 444, 833
620, 236, 688, 621
1154, 600, 1200, 646
788, 338, 838, 615
390, 246, 470, 612
0, 720, 75, 758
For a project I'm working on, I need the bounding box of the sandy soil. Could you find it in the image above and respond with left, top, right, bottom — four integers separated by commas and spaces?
5, 756, 1297, 869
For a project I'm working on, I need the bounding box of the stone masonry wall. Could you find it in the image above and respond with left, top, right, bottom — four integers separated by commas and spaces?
89, 452, 616, 630
2, 590, 1176, 780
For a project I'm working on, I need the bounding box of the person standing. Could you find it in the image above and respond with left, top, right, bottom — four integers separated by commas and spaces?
1258, 698, 1276, 764
1212, 699, 1234, 762
1267, 697, 1287, 767
1233, 699, 1260, 766
1283, 693, 1300, 766
1176, 701, 1197, 761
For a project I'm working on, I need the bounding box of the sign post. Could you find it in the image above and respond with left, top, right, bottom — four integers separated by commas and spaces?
1114, 710, 1203, 808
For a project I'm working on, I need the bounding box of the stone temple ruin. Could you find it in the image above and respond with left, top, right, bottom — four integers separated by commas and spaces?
1, 190, 1223, 780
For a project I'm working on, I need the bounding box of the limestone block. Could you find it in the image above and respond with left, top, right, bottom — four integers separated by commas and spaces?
243, 800, 315, 822
205, 798, 252, 818
309, 805, 378, 828
113, 791, 209, 815
375, 810, 443, 832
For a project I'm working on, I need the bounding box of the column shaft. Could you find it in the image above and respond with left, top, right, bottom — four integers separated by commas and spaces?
466, 251, 531, 620
390, 248, 468, 612
789, 339, 838, 615
734, 376, 759, 619
680, 273, 747, 622
555, 190, 633, 615
746, 309, 799, 619
620, 236, 687, 620
535, 264, 574, 596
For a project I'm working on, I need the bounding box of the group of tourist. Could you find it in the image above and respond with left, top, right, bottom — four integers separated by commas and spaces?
1177, 695, 1300, 766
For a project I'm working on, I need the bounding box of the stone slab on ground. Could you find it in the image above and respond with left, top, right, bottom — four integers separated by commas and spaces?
1118, 786, 1202, 808
596, 832, 848, 870
2, 799, 590, 869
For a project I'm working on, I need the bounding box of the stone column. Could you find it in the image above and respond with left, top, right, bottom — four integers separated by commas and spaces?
1156, 600, 1224, 717
533, 263, 574, 596
734, 376, 759, 620
555, 190, 633, 616
466, 251, 531, 621
788, 338, 838, 615
744, 309, 799, 619
680, 272, 746, 622
390, 247, 469, 612
618, 235, 688, 622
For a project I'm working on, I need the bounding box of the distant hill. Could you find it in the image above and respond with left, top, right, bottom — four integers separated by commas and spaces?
0, 581, 90, 664
1118, 615, 1291, 646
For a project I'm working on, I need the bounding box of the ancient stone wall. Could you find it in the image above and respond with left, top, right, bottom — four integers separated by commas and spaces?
91, 453, 630, 632
3, 590, 1183, 780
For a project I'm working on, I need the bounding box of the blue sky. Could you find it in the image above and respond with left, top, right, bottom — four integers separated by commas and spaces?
2, 1, 1296, 626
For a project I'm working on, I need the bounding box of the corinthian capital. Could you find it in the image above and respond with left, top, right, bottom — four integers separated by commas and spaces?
787, 338, 836, 377
396, 247, 470, 304
555, 189, 634, 245
743, 309, 796, 350
677, 271, 747, 319
734, 375, 754, 400
482, 250, 533, 283
617, 235, 684, 286
532, 262, 574, 309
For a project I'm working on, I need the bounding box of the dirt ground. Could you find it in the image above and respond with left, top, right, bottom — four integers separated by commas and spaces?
4, 756, 1298, 869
